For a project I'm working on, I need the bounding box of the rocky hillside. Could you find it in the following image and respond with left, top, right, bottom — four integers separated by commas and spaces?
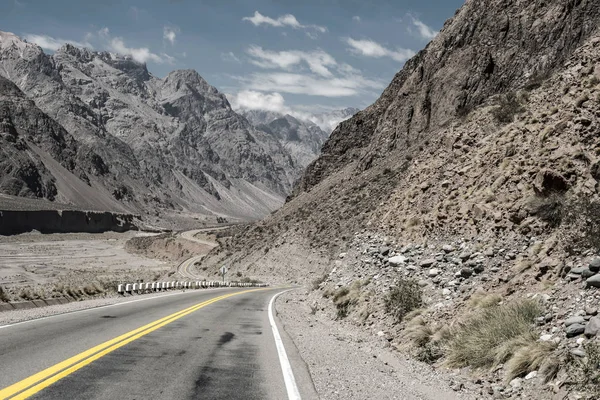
198, 0, 600, 397
242, 110, 329, 169
0, 31, 302, 223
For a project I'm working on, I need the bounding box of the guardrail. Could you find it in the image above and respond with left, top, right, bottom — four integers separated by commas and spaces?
117, 281, 267, 294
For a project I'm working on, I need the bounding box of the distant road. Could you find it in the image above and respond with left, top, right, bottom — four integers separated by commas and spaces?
177, 226, 231, 279
0, 288, 310, 399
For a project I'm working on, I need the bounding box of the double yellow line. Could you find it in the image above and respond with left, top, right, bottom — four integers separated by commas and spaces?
0, 289, 261, 399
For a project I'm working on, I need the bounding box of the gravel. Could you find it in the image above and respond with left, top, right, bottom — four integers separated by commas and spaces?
276, 289, 483, 400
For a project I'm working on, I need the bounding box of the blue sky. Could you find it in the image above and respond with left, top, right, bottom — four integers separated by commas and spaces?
1, 0, 463, 115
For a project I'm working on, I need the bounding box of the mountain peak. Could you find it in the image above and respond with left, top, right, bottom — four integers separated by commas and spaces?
0, 30, 35, 53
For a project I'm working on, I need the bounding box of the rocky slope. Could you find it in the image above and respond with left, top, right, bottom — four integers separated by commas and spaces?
0, 32, 301, 223
242, 110, 329, 169
198, 0, 600, 397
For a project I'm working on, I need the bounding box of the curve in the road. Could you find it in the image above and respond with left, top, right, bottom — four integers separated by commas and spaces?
177, 227, 229, 279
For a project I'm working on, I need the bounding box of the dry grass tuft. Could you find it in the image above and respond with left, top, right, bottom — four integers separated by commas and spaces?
469, 290, 502, 309
404, 315, 435, 347
504, 334, 558, 381
331, 280, 369, 319
446, 299, 542, 369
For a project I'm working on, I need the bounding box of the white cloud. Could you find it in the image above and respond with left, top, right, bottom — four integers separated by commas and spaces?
346, 38, 415, 62
247, 46, 336, 77
163, 27, 177, 45
243, 11, 327, 35
109, 37, 166, 64
410, 16, 438, 40
221, 51, 241, 63
238, 72, 383, 98
23, 34, 93, 51
24, 27, 175, 65
98, 27, 110, 38
228, 90, 290, 113
352, 16, 361, 22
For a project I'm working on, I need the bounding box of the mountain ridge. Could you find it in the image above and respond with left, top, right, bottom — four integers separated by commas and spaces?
0, 31, 342, 225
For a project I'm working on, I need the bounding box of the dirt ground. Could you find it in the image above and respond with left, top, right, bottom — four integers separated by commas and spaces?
0, 231, 172, 301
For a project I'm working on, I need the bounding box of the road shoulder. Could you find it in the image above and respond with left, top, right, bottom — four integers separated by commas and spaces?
276, 289, 484, 400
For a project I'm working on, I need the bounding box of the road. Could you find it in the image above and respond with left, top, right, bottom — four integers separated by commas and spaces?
177, 227, 230, 279
0, 288, 315, 399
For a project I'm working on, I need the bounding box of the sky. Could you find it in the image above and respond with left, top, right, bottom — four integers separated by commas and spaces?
0, 0, 464, 116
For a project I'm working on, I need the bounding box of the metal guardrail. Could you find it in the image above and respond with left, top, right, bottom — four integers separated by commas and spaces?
117, 281, 267, 294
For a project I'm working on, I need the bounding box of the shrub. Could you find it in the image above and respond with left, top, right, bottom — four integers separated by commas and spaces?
529, 193, 564, 227
492, 92, 526, 124
446, 299, 542, 370
384, 279, 423, 324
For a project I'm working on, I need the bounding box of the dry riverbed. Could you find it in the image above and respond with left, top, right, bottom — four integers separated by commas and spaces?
0, 231, 171, 302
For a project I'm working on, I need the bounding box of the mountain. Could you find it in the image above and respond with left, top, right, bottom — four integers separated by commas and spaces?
0, 31, 303, 223
241, 110, 329, 169
307, 107, 360, 133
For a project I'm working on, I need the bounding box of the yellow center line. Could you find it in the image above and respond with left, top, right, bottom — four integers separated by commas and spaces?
0, 289, 263, 400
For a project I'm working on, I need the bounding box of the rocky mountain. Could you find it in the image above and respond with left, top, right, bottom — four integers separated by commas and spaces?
0, 31, 303, 223
307, 107, 360, 133
200, 1, 600, 396
241, 110, 329, 169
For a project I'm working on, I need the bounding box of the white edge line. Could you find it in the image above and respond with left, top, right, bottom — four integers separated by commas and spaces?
0, 287, 235, 330
269, 289, 301, 400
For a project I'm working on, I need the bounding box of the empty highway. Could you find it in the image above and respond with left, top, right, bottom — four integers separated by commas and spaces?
0, 288, 314, 399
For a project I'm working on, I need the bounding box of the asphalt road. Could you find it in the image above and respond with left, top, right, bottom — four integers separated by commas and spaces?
0, 288, 315, 399
177, 228, 225, 279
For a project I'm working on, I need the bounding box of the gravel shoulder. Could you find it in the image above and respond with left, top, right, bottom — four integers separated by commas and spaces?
276, 289, 485, 400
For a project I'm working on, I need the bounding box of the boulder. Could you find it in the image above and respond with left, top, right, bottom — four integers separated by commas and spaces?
428, 268, 441, 277
565, 316, 586, 327
589, 258, 600, 272
586, 274, 600, 288
566, 323, 586, 338
442, 245, 455, 253
584, 316, 600, 337
460, 268, 474, 278
420, 259, 436, 267
388, 255, 407, 266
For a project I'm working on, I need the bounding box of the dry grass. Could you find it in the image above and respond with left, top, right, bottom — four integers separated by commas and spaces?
446, 299, 542, 370
469, 290, 502, 309
404, 315, 435, 347
403, 313, 448, 364
331, 280, 369, 319
384, 279, 423, 324
506, 338, 559, 381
